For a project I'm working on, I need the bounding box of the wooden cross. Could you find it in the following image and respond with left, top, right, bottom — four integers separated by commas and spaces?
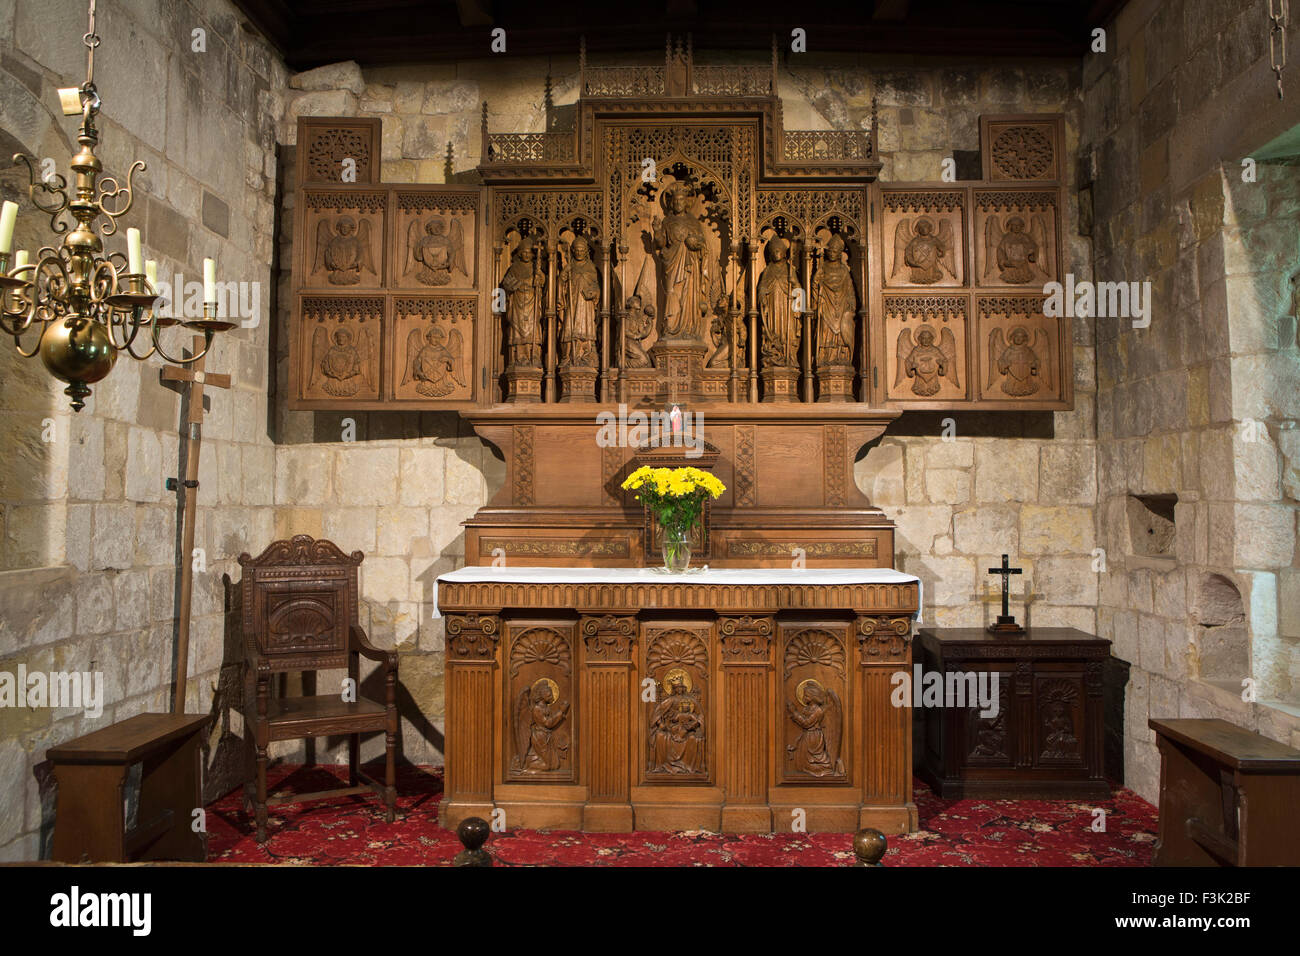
986, 553, 1026, 634
161, 335, 231, 714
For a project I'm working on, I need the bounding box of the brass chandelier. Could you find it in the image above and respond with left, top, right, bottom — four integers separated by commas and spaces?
0, 0, 233, 412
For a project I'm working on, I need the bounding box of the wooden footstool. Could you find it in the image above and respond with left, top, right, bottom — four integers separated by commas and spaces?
48, 713, 209, 863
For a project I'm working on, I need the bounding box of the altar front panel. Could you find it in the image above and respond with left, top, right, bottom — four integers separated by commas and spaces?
437, 571, 919, 834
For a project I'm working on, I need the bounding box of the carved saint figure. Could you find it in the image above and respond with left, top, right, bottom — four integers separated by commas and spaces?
891, 216, 956, 285
622, 257, 656, 368
984, 214, 1052, 284
501, 237, 544, 368
512, 678, 570, 772
309, 325, 373, 397
895, 324, 960, 397
706, 309, 747, 368
654, 183, 711, 342
558, 235, 599, 367
812, 234, 856, 367
314, 215, 375, 285
647, 670, 705, 774
787, 679, 844, 777
989, 325, 1048, 397
405, 216, 468, 286
402, 323, 465, 397
1043, 698, 1078, 758
758, 237, 803, 368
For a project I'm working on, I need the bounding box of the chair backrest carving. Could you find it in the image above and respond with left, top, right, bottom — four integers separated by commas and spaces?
237, 535, 364, 672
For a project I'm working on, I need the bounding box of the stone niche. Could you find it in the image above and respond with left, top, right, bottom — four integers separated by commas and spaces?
1191, 573, 1248, 683
1125, 493, 1177, 557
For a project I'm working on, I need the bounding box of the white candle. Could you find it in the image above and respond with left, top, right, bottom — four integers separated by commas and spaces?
14, 250, 28, 271
144, 259, 157, 290
126, 227, 143, 275
203, 258, 216, 304
0, 201, 17, 255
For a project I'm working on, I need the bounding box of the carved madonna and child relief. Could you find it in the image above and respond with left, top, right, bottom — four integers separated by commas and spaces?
645, 627, 709, 778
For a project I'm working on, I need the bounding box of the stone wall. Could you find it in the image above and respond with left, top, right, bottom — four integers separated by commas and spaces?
0, 0, 286, 859
1085, 0, 1300, 803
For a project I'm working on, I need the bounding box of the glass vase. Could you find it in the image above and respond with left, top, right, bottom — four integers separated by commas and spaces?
662, 528, 692, 573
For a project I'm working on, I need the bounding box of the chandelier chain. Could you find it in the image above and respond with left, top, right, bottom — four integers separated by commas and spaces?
1270, 0, 1288, 99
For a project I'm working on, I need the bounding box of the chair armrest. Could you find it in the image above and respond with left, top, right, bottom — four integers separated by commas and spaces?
351, 624, 398, 669
243, 629, 270, 678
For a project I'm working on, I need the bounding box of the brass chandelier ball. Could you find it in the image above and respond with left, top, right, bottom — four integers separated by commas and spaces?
39, 315, 117, 411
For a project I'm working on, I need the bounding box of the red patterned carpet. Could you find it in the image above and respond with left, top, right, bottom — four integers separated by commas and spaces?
205, 764, 1157, 866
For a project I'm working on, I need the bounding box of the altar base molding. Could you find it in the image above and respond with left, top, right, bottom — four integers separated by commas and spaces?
436, 566, 920, 835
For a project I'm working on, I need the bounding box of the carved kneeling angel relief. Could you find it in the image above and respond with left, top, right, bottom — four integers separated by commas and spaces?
402, 324, 466, 397
891, 216, 957, 286
983, 214, 1053, 285
404, 216, 468, 287
988, 325, 1050, 397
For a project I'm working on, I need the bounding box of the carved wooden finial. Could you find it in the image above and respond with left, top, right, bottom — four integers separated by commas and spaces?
869, 96, 879, 157
544, 73, 553, 112
771, 33, 779, 90
444, 141, 454, 182
481, 100, 489, 131
579, 35, 586, 72
853, 827, 888, 867
452, 816, 493, 866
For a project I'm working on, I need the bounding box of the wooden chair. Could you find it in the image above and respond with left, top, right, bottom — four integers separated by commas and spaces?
238, 535, 398, 842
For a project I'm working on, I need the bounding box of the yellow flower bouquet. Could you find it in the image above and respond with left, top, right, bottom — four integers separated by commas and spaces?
620, 466, 726, 571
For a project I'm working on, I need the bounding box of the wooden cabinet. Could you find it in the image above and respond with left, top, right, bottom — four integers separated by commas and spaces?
915, 627, 1113, 799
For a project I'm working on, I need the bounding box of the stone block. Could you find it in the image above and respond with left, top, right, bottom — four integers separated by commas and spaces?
1040, 443, 1097, 504
1234, 502, 1296, 568
275, 446, 332, 505
891, 505, 953, 556
973, 442, 1038, 503
1020, 505, 1096, 554
952, 506, 1017, 554
1033, 556, 1099, 606
322, 507, 377, 554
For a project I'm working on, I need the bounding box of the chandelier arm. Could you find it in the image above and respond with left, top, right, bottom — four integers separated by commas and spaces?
152, 328, 214, 366
10, 325, 44, 359
13, 154, 71, 235
96, 161, 144, 238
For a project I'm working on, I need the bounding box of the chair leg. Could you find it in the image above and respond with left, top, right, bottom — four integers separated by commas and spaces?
384, 727, 396, 823
255, 745, 269, 843
349, 733, 359, 787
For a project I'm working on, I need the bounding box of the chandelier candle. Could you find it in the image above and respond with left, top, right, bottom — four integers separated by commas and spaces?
203, 258, 216, 304
126, 227, 143, 276
0, 201, 15, 254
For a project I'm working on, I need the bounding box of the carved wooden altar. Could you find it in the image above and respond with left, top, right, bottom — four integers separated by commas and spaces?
283, 39, 1072, 834
436, 566, 920, 833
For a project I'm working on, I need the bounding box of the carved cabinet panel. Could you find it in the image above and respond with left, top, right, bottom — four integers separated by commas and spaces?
642, 623, 711, 783
296, 296, 384, 403
882, 189, 966, 289
780, 623, 850, 783
505, 621, 576, 781
976, 295, 1065, 404
882, 295, 969, 404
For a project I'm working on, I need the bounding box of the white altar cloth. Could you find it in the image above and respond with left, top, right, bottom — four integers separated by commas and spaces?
433, 565, 922, 620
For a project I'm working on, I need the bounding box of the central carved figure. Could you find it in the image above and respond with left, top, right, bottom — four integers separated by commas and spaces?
654, 182, 711, 343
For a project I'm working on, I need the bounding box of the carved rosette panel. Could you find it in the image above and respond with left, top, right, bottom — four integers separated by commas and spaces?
392, 296, 475, 401
580, 615, 636, 662
445, 614, 501, 661
718, 616, 772, 663
392, 189, 477, 291
298, 296, 384, 402
644, 625, 710, 780
975, 295, 1060, 402
1035, 676, 1083, 764
856, 615, 911, 661
974, 189, 1058, 289
883, 295, 968, 403
300, 119, 379, 184
781, 626, 849, 781
301, 190, 386, 291
882, 190, 965, 289
984, 119, 1059, 182
507, 624, 575, 779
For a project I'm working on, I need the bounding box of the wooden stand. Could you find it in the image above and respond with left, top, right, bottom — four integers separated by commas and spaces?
48, 713, 209, 863
1150, 718, 1300, 866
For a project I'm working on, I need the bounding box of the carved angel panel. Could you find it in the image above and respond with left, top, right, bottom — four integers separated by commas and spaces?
392, 296, 475, 402
781, 625, 848, 782
298, 296, 383, 402
506, 623, 575, 780
392, 190, 477, 291
976, 296, 1061, 402
881, 191, 965, 289
301, 190, 386, 289
643, 624, 710, 781
974, 190, 1058, 288
883, 296, 967, 403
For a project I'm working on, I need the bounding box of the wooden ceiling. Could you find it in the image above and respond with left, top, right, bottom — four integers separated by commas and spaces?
231, 0, 1128, 71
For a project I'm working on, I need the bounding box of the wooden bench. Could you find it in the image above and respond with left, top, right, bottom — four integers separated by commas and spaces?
48, 713, 209, 863
1150, 717, 1300, 867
